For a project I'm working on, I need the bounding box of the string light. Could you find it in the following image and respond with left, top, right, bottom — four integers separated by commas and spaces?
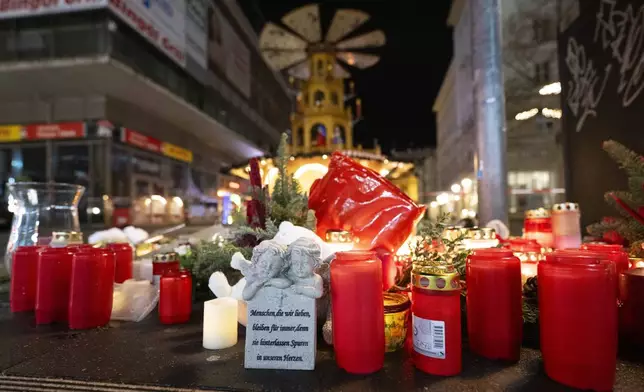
542, 108, 562, 119
515, 108, 539, 121
539, 82, 561, 95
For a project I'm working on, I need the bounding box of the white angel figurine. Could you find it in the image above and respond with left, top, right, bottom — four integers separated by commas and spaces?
209, 272, 248, 326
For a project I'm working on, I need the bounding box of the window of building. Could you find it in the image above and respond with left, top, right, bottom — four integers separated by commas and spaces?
21, 145, 47, 183
330, 91, 339, 105
111, 146, 131, 198
313, 90, 325, 107
317, 60, 324, 77
533, 19, 553, 43
534, 61, 551, 84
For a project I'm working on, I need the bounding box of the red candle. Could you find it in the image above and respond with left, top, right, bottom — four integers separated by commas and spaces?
331, 251, 384, 374
97, 248, 116, 326
68, 248, 115, 329
466, 248, 522, 361
152, 252, 180, 285
523, 209, 553, 248
10, 246, 42, 312
107, 243, 133, 283
36, 247, 74, 324
620, 268, 644, 347
375, 249, 397, 291
581, 243, 629, 275
159, 269, 193, 324
539, 254, 617, 391
550, 249, 628, 294
412, 266, 461, 376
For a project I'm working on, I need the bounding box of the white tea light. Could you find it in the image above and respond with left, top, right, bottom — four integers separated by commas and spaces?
203, 298, 238, 350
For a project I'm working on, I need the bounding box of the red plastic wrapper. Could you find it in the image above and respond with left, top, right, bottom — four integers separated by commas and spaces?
309, 152, 426, 253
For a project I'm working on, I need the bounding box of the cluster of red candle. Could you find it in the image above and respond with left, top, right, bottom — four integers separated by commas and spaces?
541, 250, 618, 390
10, 242, 133, 329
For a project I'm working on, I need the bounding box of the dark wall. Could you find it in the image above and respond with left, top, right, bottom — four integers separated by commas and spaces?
558, 0, 644, 230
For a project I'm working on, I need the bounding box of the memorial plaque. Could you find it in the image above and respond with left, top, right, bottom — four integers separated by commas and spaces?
244, 286, 317, 370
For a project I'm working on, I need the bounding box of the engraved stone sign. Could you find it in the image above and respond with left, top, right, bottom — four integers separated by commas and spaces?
234, 237, 324, 371
244, 286, 317, 370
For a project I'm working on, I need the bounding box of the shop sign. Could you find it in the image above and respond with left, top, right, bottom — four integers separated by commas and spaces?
0, 0, 108, 19
0, 125, 22, 142
109, 0, 186, 68
121, 127, 193, 163
120, 128, 162, 154
162, 142, 193, 163
24, 122, 86, 140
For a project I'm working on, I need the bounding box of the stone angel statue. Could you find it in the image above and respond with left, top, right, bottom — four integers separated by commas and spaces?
230, 240, 290, 301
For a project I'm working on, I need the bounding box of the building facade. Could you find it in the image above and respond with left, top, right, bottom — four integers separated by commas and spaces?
434, 0, 567, 232
0, 0, 291, 226
390, 147, 437, 208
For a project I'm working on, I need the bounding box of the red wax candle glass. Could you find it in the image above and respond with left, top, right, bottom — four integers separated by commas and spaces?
159, 269, 193, 324
375, 249, 397, 291
68, 248, 115, 329
523, 208, 553, 248
10, 246, 42, 312
152, 252, 180, 286
539, 253, 617, 391
36, 247, 74, 324
331, 251, 384, 374
412, 266, 461, 376
107, 243, 133, 283
581, 243, 629, 275
620, 268, 644, 347
466, 248, 522, 361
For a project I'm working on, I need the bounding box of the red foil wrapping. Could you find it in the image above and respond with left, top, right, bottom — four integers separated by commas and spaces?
309, 152, 425, 253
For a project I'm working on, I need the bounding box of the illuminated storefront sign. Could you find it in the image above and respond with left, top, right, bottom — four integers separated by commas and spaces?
120, 128, 192, 163
0, 125, 22, 142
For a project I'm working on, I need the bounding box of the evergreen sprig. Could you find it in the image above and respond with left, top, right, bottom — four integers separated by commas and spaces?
179, 132, 318, 298
587, 140, 644, 255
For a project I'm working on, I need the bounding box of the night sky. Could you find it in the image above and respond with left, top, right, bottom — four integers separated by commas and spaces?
240, 0, 453, 152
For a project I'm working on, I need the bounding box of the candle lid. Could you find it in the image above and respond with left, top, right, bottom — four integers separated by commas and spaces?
552, 202, 580, 212
582, 242, 624, 252
442, 227, 469, 242
153, 252, 178, 262
325, 230, 353, 244
525, 208, 551, 218
466, 227, 497, 240
52, 231, 83, 244
383, 292, 410, 313
412, 266, 460, 292
470, 248, 515, 258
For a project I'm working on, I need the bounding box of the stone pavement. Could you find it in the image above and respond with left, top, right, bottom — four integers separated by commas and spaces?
0, 301, 642, 392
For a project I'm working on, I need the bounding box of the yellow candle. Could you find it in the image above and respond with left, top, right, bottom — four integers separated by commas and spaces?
203, 298, 238, 350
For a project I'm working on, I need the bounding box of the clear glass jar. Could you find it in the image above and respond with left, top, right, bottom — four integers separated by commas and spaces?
4, 182, 84, 275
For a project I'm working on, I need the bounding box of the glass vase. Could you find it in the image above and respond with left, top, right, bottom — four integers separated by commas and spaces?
4, 182, 84, 275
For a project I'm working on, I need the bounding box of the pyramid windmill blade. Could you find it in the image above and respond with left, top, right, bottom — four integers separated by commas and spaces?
333, 63, 351, 78
259, 22, 308, 51
288, 61, 310, 80
281, 4, 322, 43
337, 52, 381, 69
325, 9, 370, 43
262, 49, 308, 71
336, 30, 386, 50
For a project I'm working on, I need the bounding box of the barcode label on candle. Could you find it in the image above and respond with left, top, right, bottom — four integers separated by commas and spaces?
412, 315, 446, 359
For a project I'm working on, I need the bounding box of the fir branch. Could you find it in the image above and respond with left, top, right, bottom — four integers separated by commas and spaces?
586, 219, 621, 237
603, 140, 644, 177
629, 176, 644, 201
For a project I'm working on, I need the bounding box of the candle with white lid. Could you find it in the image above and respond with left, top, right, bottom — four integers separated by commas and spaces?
203, 297, 238, 350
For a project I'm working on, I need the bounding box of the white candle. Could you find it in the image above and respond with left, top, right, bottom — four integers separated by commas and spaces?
203, 298, 238, 350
